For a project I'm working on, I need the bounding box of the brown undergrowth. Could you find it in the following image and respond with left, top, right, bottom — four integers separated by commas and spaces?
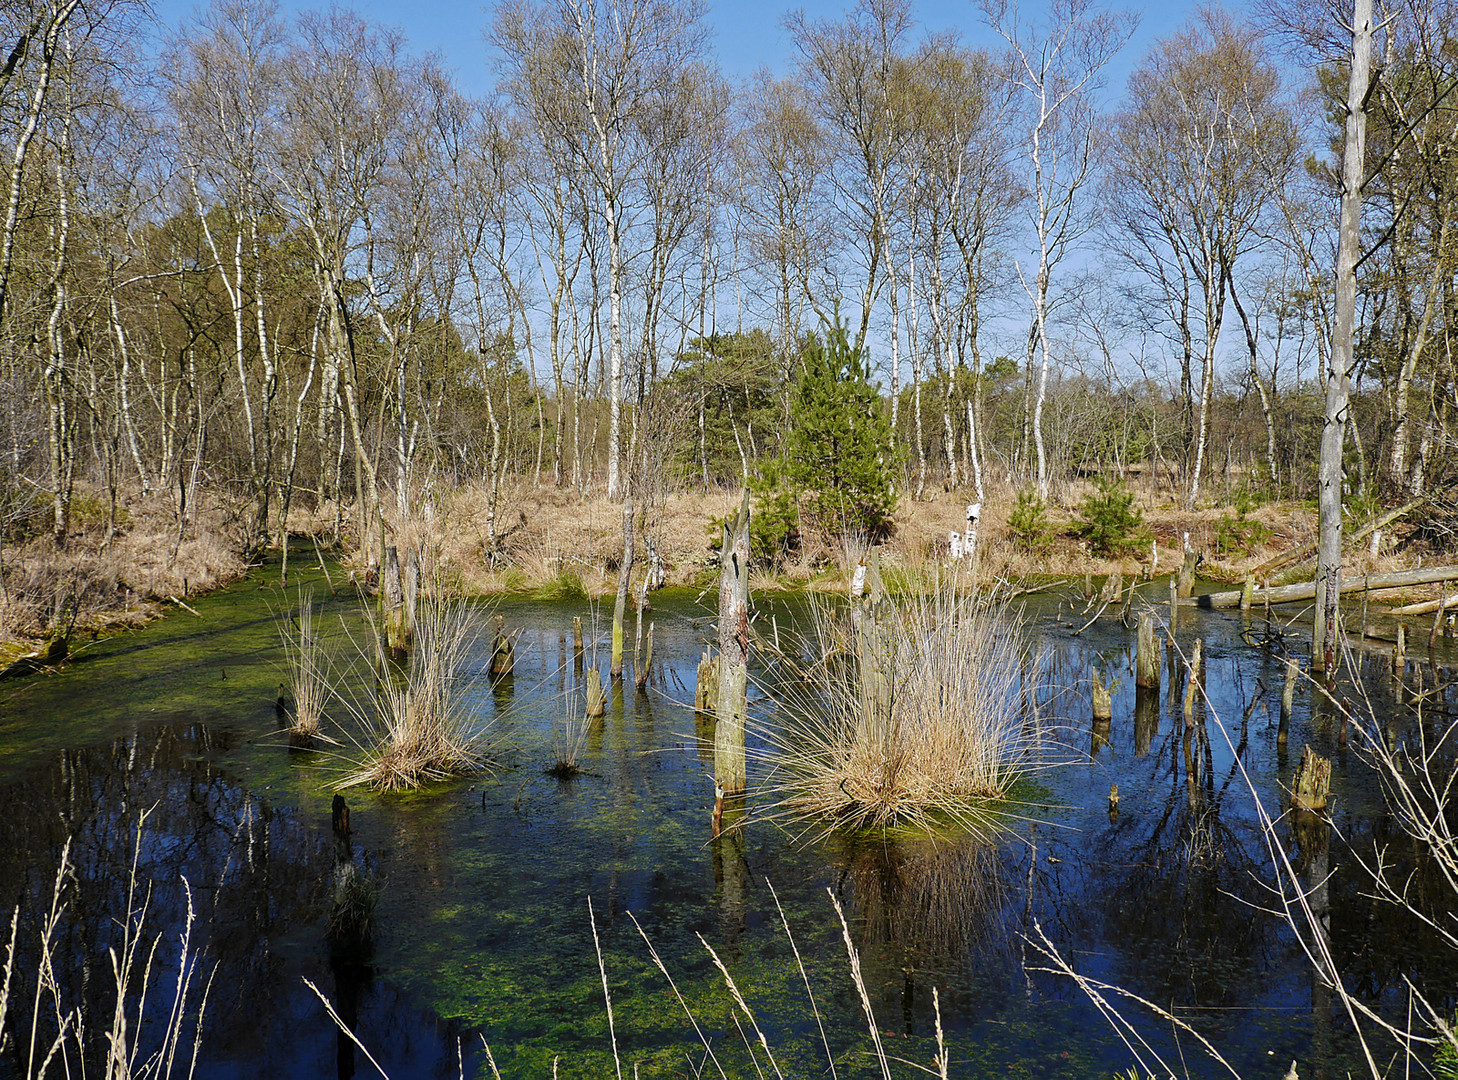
0, 481, 250, 656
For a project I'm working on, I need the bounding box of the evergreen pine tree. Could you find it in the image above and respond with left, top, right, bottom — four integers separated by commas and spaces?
786, 312, 898, 539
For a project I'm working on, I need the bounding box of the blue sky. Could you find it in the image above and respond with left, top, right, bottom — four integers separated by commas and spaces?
149, 0, 1221, 99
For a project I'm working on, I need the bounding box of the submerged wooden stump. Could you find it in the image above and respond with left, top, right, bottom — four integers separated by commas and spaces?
1291, 744, 1332, 812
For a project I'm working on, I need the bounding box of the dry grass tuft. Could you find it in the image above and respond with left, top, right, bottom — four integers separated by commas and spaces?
278, 588, 332, 746
336, 596, 495, 791
762, 578, 1042, 838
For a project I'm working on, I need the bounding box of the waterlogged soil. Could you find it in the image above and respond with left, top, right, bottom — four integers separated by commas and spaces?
0, 560, 1453, 1079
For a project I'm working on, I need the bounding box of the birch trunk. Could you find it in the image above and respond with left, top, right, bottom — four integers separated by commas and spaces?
1315, 0, 1374, 673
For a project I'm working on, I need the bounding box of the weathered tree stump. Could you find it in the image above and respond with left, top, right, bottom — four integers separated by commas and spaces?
490, 616, 514, 677
572, 616, 583, 656
695, 648, 719, 713
1182, 637, 1203, 729
1176, 549, 1199, 599
1277, 655, 1298, 751
1240, 574, 1255, 612
1135, 612, 1160, 689
635, 623, 654, 692
584, 666, 606, 719
1091, 668, 1113, 721
1291, 744, 1332, 812
715, 492, 751, 796
1168, 575, 1179, 630
1393, 622, 1406, 680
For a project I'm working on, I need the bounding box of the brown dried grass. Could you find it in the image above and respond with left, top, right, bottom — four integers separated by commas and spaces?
335, 596, 494, 792
761, 577, 1044, 839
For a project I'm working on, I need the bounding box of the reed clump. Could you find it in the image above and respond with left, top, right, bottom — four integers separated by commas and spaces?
338, 595, 494, 792
278, 588, 331, 747
766, 580, 1039, 837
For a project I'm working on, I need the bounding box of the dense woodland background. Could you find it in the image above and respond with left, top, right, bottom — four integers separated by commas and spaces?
0, 0, 1455, 621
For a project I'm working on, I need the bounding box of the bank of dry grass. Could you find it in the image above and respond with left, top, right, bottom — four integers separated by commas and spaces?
0, 481, 251, 655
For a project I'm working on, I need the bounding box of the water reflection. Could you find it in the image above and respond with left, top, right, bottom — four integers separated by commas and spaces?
6, 577, 1458, 1078
0, 722, 468, 1080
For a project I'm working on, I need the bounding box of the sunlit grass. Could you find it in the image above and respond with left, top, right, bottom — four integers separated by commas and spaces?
336, 596, 497, 792
760, 578, 1046, 840
278, 587, 332, 747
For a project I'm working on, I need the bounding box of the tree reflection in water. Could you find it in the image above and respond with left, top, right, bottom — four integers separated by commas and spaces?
0, 721, 469, 1079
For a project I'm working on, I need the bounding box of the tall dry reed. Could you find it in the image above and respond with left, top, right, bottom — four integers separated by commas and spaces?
337, 596, 494, 791
278, 588, 331, 745
763, 580, 1042, 838
0, 812, 211, 1079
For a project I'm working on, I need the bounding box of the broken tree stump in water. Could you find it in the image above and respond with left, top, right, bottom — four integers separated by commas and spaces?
1182, 638, 1203, 729
572, 616, 583, 656
584, 667, 606, 718
1280, 656, 1298, 749
715, 491, 752, 796
1091, 668, 1113, 722
695, 649, 719, 713
1135, 612, 1160, 689
490, 616, 515, 677
1291, 744, 1332, 812
1176, 549, 1199, 599
635, 623, 653, 692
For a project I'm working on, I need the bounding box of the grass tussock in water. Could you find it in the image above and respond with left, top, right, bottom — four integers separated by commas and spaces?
765, 580, 1040, 838
278, 588, 331, 746
337, 596, 494, 791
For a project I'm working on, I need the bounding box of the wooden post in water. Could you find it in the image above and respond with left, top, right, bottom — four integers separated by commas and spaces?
572, 616, 583, 656
584, 666, 606, 718
694, 648, 719, 712
1393, 623, 1406, 680
490, 615, 514, 677
1176, 549, 1199, 599
1431, 581, 1450, 649
1240, 574, 1254, 612
1168, 576, 1179, 630
715, 492, 751, 796
635, 624, 653, 692
611, 500, 635, 679
1091, 669, 1113, 721
1291, 744, 1332, 812
1279, 655, 1297, 749
1182, 638, 1203, 729
1135, 613, 1160, 689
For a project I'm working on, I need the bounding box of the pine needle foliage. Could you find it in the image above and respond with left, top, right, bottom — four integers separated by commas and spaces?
785, 311, 899, 541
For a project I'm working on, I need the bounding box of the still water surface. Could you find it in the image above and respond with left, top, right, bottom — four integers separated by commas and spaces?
0, 561, 1451, 1078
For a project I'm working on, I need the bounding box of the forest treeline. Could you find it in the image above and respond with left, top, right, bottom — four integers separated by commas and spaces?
0, 0, 1455, 570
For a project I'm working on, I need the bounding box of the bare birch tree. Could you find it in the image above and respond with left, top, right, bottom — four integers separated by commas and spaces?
981, 0, 1135, 499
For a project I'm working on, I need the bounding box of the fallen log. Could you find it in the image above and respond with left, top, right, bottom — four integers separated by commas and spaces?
1250, 494, 1432, 579
1390, 591, 1458, 616
1197, 565, 1458, 609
